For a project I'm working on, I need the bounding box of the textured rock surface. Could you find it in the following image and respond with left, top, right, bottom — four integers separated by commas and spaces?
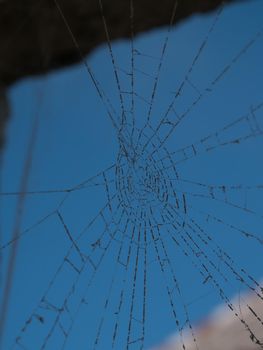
0, 89, 9, 149
0, 0, 235, 86
0, 0, 239, 147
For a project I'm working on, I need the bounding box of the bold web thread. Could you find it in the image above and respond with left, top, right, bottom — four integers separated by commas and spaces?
1, 0, 263, 349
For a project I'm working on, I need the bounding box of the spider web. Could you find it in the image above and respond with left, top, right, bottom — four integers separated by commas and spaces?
1, 0, 263, 349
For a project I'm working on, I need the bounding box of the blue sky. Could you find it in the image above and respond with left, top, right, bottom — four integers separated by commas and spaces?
1, 1, 263, 349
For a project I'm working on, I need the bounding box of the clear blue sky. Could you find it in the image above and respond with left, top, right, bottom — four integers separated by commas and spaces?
1, 1, 263, 349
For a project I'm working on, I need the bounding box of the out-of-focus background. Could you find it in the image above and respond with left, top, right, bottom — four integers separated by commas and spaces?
153, 290, 263, 350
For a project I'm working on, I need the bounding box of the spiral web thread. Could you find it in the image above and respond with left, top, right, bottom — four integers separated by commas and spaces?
1, 0, 263, 349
